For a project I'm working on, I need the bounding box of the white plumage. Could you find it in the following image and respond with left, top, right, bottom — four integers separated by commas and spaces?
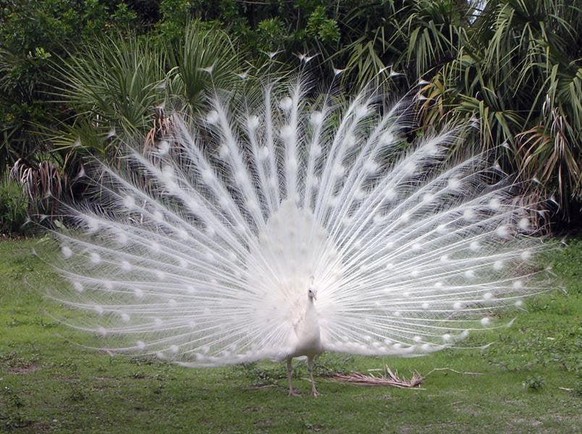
52, 77, 545, 396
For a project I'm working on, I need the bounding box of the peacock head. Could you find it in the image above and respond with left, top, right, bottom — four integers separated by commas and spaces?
308, 287, 317, 302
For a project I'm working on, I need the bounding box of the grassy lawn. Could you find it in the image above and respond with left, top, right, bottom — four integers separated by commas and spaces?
1, 237, 581, 433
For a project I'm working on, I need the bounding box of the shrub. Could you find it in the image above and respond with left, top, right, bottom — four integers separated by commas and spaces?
0, 173, 29, 236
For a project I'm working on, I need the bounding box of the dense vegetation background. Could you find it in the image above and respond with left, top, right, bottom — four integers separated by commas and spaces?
1, 0, 581, 233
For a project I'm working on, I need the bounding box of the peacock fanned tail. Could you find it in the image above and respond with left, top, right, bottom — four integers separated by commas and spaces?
51, 77, 548, 367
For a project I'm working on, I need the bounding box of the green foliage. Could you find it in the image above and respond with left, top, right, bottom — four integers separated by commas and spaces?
415, 0, 582, 211
0, 0, 140, 174
1, 0, 582, 222
257, 18, 288, 52
306, 6, 341, 44
158, 0, 193, 40
51, 34, 168, 154
523, 375, 545, 391
49, 21, 240, 160
0, 174, 29, 235
167, 21, 240, 111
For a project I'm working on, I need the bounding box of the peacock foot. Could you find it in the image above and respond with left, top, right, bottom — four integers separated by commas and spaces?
288, 388, 301, 397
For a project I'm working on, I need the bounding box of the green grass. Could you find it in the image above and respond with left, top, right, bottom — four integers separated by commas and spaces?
1, 237, 581, 433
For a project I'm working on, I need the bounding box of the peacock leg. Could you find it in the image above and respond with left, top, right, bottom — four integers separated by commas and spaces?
308, 357, 320, 397
287, 358, 300, 396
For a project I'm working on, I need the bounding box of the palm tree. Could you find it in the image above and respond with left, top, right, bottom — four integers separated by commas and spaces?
49, 21, 243, 156
407, 0, 581, 214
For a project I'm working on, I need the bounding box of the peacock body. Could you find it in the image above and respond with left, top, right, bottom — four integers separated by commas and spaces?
53, 78, 546, 395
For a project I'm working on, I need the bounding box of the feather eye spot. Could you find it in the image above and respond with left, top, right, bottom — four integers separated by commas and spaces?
345, 133, 357, 148
355, 105, 370, 117
364, 160, 379, 174
384, 188, 398, 202
521, 250, 532, 261
403, 161, 416, 174
201, 169, 214, 183
381, 131, 394, 145
157, 140, 170, 155
247, 115, 259, 131
150, 241, 161, 252
259, 146, 269, 160
89, 252, 101, 264
161, 165, 174, 181
310, 111, 324, 126
489, 198, 501, 210
448, 178, 461, 190
279, 96, 293, 111
177, 228, 189, 240
61, 246, 73, 258
85, 217, 99, 233
354, 188, 366, 200
496, 225, 510, 238
518, 218, 530, 231
219, 144, 230, 159
437, 224, 447, 234
333, 163, 345, 177
116, 232, 128, 245
280, 125, 293, 140
153, 210, 164, 222
73, 281, 84, 293
206, 110, 219, 124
